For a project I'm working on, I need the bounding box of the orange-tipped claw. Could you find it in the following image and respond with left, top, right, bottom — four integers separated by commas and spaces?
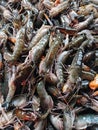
89, 74, 98, 90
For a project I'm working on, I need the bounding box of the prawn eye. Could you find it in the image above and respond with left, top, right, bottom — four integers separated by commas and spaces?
89, 74, 98, 90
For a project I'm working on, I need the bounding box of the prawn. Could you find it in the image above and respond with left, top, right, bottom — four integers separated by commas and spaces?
10, 27, 26, 62
28, 25, 51, 50
37, 80, 53, 119
62, 48, 83, 96
39, 31, 61, 74
49, 0, 70, 17
55, 50, 73, 87
26, 33, 50, 64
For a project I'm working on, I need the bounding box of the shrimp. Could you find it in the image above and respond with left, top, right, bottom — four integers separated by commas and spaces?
29, 25, 51, 50
49, 0, 70, 17
62, 48, 83, 95
26, 33, 50, 64
10, 27, 26, 62
55, 50, 73, 87
37, 80, 53, 119
39, 31, 61, 74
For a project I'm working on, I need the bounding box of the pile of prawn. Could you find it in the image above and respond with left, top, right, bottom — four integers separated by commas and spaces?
0, 0, 98, 129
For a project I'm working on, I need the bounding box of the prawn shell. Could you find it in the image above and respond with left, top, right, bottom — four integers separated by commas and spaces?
49, 1, 69, 17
